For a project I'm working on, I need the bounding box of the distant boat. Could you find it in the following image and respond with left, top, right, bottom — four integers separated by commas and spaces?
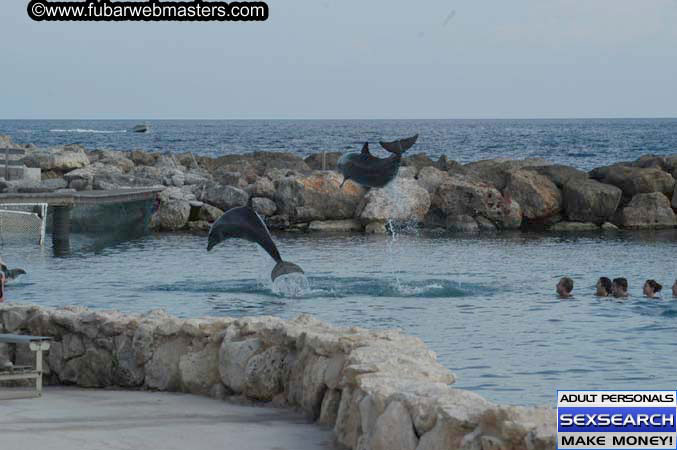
132, 124, 150, 133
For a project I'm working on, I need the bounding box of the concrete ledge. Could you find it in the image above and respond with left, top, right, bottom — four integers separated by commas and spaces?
0, 305, 556, 450
0, 387, 332, 450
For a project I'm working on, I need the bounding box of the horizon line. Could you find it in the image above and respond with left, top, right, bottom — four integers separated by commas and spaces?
1, 116, 677, 121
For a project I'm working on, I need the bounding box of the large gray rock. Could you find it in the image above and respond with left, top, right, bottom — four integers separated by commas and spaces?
179, 343, 220, 395
357, 177, 430, 223
274, 171, 366, 223
64, 166, 95, 191
590, 165, 675, 197
465, 158, 552, 191
206, 152, 311, 178
504, 169, 562, 221
60, 348, 113, 387
526, 164, 588, 188
197, 203, 224, 223
369, 401, 418, 450
218, 337, 262, 394
200, 183, 249, 211
150, 187, 193, 231
0, 135, 18, 148
432, 174, 521, 229
403, 153, 435, 173
129, 150, 157, 166
93, 151, 135, 173
243, 346, 286, 401
616, 192, 677, 229
563, 179, 622, 223
245, 177, 275, 198
145, 338, 189, 391
113, 334, 145, 387
417, 166, 449, 193
251, 197, 277, 217
24, 144, 90, 172
92, 166, 136, 190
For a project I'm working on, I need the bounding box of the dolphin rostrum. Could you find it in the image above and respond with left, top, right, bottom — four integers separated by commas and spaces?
207, 206, 304, 282
337, 134, 419, 189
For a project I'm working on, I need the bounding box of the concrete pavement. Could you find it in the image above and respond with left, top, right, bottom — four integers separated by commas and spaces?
0, 387, 334, 450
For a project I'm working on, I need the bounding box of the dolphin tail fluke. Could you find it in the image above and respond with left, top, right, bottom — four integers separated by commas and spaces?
379, 134, 419, 155
271, 260, 304, 282
6, 268, 26, 280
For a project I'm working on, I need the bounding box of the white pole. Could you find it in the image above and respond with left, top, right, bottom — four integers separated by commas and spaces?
40, 204, 47, 246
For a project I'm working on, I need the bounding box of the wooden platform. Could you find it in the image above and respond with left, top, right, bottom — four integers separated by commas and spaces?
0, 188, 164, 207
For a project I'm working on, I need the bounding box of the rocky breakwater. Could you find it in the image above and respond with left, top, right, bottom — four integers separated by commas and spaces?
0, 304, 555, 450
1, 134, 675, 233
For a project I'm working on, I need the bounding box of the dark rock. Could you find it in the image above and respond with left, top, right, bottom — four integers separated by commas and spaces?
504, 170, 562, 221
251, 197, 277, 217
616, 192, 676, 229
273, 172, 365, 223
213, 168, 245, 188
267, 215, 290, 230
525, 165, 588, 188
417, 166, 449, 193
445, 214, 479, 233
200, 183, 249, 211
129, 150, 158, 166
402, 153, 434, 173
244, 177, 275, 198
432, 174, 522, 229
589, 165, 675, 197
465, 158, 552, 191
562, 179, 622, 224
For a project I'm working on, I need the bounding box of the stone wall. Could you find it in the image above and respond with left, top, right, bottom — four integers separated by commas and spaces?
2, 134, 675, 234
0, 304, 554, 450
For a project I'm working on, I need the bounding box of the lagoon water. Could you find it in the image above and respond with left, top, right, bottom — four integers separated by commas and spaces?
3, 228, 677, 406
1, 118, 677, 405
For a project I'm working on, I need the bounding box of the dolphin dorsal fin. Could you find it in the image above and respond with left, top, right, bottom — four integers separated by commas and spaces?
361, 142, 371, 155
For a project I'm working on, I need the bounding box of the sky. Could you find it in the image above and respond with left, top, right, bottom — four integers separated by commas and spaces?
1, 0, 677, 119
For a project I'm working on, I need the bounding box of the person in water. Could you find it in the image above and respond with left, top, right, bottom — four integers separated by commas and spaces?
595, 277, 612, 297
611, 278, 629, 298
672, 280, 677, 298
643, 280, 663, 298
556, 277, 574, 298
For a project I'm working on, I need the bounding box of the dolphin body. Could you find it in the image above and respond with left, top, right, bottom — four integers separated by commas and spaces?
207, 206, 304, 282
337, 134, 419, 189
0, 264, 26, 282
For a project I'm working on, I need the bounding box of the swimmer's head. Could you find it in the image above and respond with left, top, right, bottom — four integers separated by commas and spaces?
612, 278, 628, 297
672, 280, 677, 297
557, 277, 574, 298
643, 280, 662, 298
596, 277, 612, 297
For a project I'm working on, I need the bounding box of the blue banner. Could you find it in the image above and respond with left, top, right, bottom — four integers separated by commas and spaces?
558, 407, 677, 433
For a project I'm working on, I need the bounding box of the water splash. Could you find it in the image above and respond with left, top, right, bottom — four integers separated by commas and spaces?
272, 272, 311, 298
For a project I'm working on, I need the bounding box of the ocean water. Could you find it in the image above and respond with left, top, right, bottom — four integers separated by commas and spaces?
2, 228, 677, 406
1, 118, 677, 170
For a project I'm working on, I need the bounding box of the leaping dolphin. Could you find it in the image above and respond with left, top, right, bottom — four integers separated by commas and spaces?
207, 206, 304, 282
0, 262, 26, 282
337, 134, 419, 189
